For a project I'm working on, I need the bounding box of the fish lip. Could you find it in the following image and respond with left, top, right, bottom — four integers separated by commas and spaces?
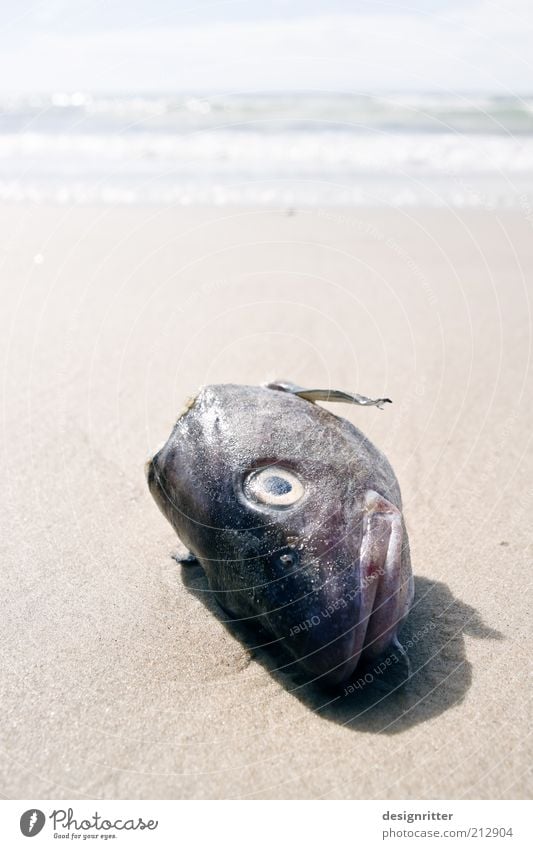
144, 455, 154, 482
144, 438, 168, 484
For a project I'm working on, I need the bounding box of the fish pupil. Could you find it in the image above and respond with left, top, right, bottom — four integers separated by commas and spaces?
263, 475, 292, 496
279, 552, 296, 566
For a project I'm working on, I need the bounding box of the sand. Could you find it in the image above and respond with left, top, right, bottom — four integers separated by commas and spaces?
0, 204, 531, 800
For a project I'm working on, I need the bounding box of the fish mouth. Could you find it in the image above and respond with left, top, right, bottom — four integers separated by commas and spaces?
287, 490, 407, 687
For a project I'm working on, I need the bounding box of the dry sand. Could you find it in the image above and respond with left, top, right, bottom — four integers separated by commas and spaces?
0, 204, 531, 799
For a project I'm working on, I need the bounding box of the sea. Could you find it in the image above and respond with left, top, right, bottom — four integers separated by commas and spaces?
1, 91, 533, 207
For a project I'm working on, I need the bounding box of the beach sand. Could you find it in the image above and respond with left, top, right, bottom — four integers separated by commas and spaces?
0, 204, 531, 799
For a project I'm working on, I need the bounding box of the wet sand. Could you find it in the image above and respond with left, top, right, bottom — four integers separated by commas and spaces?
0, 204, 531, 799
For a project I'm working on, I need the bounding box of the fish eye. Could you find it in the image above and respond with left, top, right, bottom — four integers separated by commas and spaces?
243, 466, 305, 508
278, 550, 297, 567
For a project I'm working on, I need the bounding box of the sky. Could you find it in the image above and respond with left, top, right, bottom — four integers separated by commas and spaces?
0, 0, 532, 95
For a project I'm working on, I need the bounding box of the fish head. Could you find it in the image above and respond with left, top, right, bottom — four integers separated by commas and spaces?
147, 383, 413, 686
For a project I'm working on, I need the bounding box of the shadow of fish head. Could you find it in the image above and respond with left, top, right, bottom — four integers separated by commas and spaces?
147, 383, 413, 687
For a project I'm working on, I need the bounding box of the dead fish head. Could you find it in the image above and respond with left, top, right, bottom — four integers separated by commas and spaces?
147, 382, 413, 686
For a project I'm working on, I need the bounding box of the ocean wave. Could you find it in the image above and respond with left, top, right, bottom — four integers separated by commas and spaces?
2, 92, 533, 135
1, 129, 532, 173
1, 92, 532, 206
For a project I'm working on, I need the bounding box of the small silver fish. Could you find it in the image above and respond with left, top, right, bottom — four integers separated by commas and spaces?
146, 381, 414, 687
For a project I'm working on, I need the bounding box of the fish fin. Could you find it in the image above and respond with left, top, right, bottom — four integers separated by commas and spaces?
266, 380, 391, 409
171, 550, 199, 566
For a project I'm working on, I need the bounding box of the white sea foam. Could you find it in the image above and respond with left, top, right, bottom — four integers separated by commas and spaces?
0, 92, 532, 206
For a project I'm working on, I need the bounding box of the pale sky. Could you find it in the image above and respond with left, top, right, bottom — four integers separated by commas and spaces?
0, 0, 532, 94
